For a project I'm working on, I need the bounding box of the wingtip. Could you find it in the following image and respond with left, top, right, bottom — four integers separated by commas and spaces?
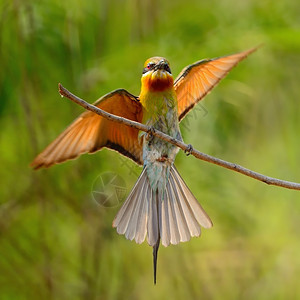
30, 161, 47, 170
253, 43, 264, 50
241, 44, 263, 57
30, 158, 41, 170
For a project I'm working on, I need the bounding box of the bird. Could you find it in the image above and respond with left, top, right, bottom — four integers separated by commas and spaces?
31, 47, 256, 284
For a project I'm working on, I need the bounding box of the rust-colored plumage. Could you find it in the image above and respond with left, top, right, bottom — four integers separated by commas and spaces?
175, 47, 256, 121
31, 89, 143, 169
31, 48, 255, 169
31, 48, 256, 283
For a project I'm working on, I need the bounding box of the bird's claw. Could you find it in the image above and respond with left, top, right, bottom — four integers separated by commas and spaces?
184, 144, 193, 156
146, 126, 155, 141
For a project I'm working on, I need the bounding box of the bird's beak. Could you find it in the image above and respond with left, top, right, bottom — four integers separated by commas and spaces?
150, 61, 171, 81
154, 61, 169, 72
141, 58, 173, 92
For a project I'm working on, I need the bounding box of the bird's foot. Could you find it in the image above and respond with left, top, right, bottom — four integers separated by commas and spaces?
184, 144, 193, 156
146, 126, 155, 141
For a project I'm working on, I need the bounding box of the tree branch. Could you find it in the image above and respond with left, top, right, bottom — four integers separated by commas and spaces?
58, 83, 300, 191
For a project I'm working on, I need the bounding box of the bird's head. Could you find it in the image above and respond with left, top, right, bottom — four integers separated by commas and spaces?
141, 57, 174, 93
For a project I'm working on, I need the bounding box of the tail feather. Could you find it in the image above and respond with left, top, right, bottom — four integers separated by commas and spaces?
113, 165, 212, 247
125, 175, 147, 241
153, 237, 160, 285
166, 179, 190, 245
171, 167, 213, 229
113, 164, 212, 283
165, 185, 181, 244
159, 188, 171, 246
147, 188, 159, 246
169, 170, 201, 237
114, 187, 137, 235
134, 183, 149, 244
113, 168, 159, 245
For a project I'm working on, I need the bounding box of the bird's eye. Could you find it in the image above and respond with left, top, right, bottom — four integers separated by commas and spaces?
147, 63, 154, 69
143, 62, 155, 74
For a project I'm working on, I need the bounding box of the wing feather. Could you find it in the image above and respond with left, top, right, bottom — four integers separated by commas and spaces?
175, 48, 257, 121
31, 89, 143, 169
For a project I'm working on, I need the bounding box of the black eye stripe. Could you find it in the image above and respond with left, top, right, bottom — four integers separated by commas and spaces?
142, 63, 155, 74
142, 67, 149, 74
148, 63, 155, 68
142, 62, 172, 74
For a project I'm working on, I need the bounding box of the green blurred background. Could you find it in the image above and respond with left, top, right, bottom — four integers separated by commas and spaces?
1, 0, 300, 299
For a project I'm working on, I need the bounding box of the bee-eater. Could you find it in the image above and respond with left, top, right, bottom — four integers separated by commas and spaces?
31, 48, 256, 283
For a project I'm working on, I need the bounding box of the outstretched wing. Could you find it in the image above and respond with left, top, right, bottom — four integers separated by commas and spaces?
31, 89, 143, 169
174, 48, 257, 121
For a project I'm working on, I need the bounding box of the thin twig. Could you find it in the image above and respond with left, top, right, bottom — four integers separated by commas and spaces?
58, 83, 300, 191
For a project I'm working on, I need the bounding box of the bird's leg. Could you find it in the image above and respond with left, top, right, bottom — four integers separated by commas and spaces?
153, 236, 160, 285
184, 144, 193, 156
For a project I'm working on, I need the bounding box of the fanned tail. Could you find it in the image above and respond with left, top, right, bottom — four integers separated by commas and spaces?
112, 167, 159, 246
160, 166, 213, 247
112, 165, 213, 283
112, 167, 160, 284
